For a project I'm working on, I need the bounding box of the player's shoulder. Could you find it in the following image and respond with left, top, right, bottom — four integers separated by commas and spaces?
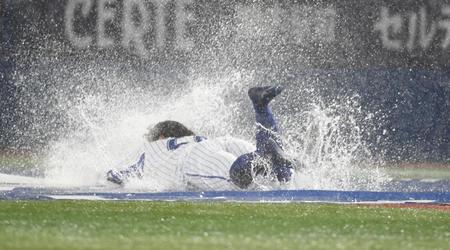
144, 135, 207, 151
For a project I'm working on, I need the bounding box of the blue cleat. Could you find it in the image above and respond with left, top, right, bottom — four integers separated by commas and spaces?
248, 86, 284, 108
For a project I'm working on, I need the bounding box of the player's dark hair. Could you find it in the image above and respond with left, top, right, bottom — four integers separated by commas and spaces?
146, 120, 195, 142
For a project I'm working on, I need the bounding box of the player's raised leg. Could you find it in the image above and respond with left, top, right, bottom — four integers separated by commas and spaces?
249, 86, 294, 182
248, 86, 284, 155
229, 86, 294, 189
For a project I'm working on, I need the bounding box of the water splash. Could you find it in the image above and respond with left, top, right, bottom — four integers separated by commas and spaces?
43, 71, 254, 188
286, 101, 389, 191
42, 71, 388, 191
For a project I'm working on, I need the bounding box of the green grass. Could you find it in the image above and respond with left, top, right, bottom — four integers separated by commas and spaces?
0, 201, 449, 250
383, 167, 450, 180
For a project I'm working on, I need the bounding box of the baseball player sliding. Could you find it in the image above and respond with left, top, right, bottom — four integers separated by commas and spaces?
106, 86, 295, 190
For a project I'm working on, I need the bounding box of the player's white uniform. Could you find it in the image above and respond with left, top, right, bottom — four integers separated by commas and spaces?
128, 136, 255, 191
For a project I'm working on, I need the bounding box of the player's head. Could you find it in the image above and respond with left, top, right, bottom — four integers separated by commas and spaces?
146, 120, 194, 142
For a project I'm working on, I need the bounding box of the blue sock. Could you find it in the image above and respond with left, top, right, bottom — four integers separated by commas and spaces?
254, 104, 282, 155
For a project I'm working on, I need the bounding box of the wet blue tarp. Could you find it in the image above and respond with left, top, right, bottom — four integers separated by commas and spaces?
2, 183, 450, 204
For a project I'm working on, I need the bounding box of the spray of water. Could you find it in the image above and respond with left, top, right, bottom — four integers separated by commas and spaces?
285, 102, 388, 191
43, 71, 253, 189
41, 69, 388, 191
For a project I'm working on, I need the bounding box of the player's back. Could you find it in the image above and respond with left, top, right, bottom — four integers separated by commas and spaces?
141, 136, 209, 190
179, 136, 255, 191
122, 135, 255, 190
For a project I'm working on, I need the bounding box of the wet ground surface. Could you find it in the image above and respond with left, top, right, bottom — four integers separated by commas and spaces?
1, 181, 449, 205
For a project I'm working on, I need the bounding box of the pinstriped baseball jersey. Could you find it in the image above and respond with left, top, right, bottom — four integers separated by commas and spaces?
134, 136, 255, 191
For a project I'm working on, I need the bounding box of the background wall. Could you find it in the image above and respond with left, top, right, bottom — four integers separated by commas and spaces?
0, 0, 449, 162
